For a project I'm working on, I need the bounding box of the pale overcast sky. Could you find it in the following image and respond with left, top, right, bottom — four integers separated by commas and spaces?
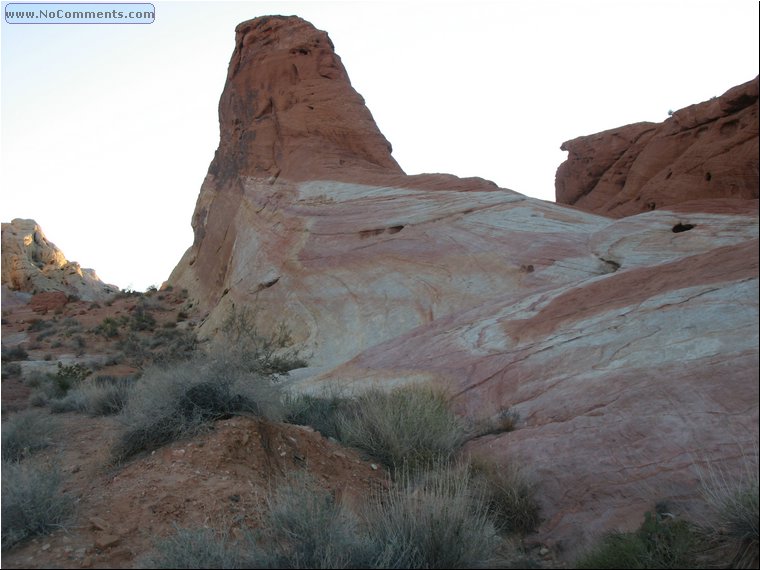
1, 0, 758, 291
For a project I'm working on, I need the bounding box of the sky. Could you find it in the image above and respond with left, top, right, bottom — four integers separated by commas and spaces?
1, 0, 758, 291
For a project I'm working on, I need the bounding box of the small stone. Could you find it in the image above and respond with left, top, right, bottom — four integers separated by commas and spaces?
95, 533, 120, 549
539, 547, 549, 556
41, 543, 51, 551
370, 463, 378, 470
89, 516, 108, 531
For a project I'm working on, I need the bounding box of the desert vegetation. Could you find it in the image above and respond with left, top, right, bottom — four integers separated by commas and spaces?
576, 450, 760, 569
1, 459, 74, 551
146, 464, 522, 569
2, 298, 757, 569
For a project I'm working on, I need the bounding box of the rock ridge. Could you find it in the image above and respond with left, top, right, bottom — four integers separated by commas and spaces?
1, 218, 117, 301
556, 76, 759, 217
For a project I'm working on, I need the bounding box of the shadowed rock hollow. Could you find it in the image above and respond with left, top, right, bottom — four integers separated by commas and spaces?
168, 15, 758, 557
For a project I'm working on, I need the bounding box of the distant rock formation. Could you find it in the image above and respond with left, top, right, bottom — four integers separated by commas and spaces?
168, 16, 758, 558
556, 76, 759, 217
1, 218, 117, 301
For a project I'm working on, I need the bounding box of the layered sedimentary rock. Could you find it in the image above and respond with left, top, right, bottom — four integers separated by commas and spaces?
1, 218, 117, 301
556, 76, 759, 217
169, 16, 759, 557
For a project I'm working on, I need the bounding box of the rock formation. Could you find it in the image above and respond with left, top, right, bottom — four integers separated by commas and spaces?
169, 16, 758, 557
1, 218, 118, 302
556, 76, 759, 217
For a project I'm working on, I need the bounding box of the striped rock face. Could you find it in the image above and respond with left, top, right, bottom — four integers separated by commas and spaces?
168, 16, 758, 557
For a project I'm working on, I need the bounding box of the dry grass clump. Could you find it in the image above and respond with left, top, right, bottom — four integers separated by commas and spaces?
1, 409, 58, 462
50, 376, 135, 416
337, 385, 467, 474
363, 462, 505, 569
111, 355, 284, 463
283, 388, 355, 440
146, 465, 511, 569
1, 459, 74, 550
144, 526, 257, 569
698, 447, 759, 569
469, 459, 541, 535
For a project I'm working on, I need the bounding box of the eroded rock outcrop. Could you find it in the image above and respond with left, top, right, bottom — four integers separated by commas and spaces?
1, 218, 117, 301
556, 76, 759, 217
169, 16, 758, 558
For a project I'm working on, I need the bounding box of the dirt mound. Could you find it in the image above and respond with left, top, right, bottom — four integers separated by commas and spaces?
0, 414, 386, 569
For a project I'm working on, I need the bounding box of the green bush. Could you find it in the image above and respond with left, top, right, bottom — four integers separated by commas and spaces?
575, 510, 703, 569
339, 385, 466, 473
1, 459, 74, 549
1, 409, 58, 462
53, 362, 90, 394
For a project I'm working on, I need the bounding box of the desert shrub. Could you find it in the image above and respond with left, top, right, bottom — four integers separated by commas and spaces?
28, 392, 49, 408
470, 460, 541, 534
219, 306, 307, 375
49, 389, 89, 414
145, 526, 257, 569
20, 365, 88, 403
339, 385, 466, 473
114, 288, 142, 300
470, 407, 521, 438
50, 376, 135, 416
117, 332, 150, 365
146, 466, 510, 569
52, 362, 90, 395
130, 304, 157, 331
112, 356, 283, 462
258, 474, 374, 568
575, 510, 703, 569
147, 327, 197, 364
362, 462, 505, 569
1, 362, 22, 380
1, 459, 74, 549
27, 319, 52, 332
283, 389, 356, 440
699, 449, 759, 568
1, 409, 58, 462
95, 317, 121, 338
2, 345, 28, 362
